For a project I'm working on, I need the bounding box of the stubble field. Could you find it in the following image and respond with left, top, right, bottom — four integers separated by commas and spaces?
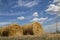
0, 34, 60, 40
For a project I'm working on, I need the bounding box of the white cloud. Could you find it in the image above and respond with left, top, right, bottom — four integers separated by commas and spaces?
18, 0, 39, 8
33, 12, 38, 17
31, 17, 40, 22
46, 4, 60, 12
31, 17, 48, 24
53, 0, 60, 3
17, 16, 25, 20
39, 17, 48, 21
46, 0, 60, 16
57, 3, 60, 6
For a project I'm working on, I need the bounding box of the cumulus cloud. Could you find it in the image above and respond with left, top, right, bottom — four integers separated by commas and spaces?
31, 12, 48, 24
18, 0, 39, 8
45, 0, 60, 16
46, 4, 60, 12
31, 17, 48, 24
33, 12, 38, 17
17, 16, 25, 20
53, 0, 60, 3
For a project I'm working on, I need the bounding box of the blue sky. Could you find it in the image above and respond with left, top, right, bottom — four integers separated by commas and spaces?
0, 0, 60, 32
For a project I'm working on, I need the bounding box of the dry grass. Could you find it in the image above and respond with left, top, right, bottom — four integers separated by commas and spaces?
0, 34, 60, 40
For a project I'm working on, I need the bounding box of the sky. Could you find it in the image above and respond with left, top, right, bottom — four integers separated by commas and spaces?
0, 0, 60, 32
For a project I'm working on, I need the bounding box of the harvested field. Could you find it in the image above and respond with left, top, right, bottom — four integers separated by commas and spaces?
0, 34, 60, 40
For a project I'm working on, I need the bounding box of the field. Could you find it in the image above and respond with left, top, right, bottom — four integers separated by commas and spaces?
0, 34, 60, 40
